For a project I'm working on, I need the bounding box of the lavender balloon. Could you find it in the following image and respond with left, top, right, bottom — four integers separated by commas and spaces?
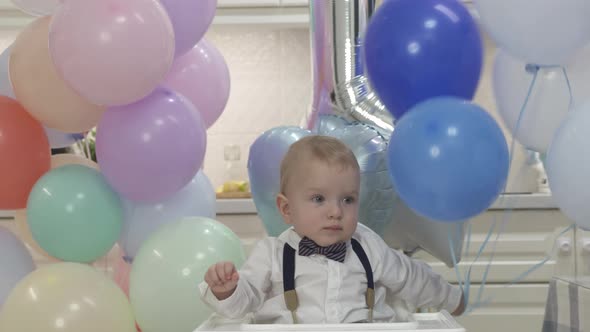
159, 0, 217, 57
96, 87, 206, 203
248, 126, 311, 236
163, 39, 230, 129
0, 227, 35, 306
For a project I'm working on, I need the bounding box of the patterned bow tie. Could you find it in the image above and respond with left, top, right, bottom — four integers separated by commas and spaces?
298, 237, 347, 263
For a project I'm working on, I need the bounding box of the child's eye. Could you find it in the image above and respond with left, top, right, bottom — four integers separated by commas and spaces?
311, 195, 325, 203
343, 196, 356, 204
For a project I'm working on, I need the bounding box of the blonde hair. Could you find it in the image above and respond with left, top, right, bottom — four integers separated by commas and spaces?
280, 135, 359, 194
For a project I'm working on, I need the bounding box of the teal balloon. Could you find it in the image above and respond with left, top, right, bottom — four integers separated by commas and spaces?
130, 217, 246, 332
26, 165, 123, 263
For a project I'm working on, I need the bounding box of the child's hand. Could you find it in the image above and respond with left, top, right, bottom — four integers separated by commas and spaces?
204, 262, 239, 300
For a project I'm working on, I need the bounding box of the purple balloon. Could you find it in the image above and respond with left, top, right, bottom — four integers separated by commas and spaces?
159, 0, 217, 57
96, 87, 206, 203
163, 39, 230, 129
0, 227, 35, 306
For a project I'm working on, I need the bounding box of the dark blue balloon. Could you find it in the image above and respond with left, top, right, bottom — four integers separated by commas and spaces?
364, 0, 483, 119
387, 97, 509, 222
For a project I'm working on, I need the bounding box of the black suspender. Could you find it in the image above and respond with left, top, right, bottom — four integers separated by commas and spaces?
282, 238, 374, 323
282, 243, 299, 323
351, 238, 375, 322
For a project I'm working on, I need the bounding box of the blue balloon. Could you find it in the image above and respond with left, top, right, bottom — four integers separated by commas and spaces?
0, 45, 14, 98
0, 227, 35, 306
248, 126, 311, 236
387, 97, 509, 222
44, 127, 84, 149
364, 0, 483, 119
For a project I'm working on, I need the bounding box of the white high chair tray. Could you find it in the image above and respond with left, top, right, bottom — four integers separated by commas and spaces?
196, 311, 465, 332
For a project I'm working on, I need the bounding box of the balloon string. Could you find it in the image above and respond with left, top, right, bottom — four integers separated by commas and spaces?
562, 68, 574, 111
462, 63, 575, 313
458, 66, 540, 314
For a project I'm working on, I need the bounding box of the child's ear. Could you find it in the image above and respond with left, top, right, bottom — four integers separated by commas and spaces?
276, 194, 292, 225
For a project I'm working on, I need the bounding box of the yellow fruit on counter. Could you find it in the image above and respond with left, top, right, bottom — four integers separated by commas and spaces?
238, 181, 249, 192
220, 180, 249, 193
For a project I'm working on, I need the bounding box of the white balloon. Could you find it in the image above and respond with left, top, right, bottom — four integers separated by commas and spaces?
493, 47, 590, 153
546, 101, 590, 230
119, 170, 216, 259
493, 51, 570, 152
475, 0, 590, 65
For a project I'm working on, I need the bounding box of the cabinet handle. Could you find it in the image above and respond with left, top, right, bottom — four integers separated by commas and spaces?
557, 237, 572, 255
581, 239, 590, 255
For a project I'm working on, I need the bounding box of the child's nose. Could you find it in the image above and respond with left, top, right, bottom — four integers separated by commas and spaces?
328, 201, 343, 219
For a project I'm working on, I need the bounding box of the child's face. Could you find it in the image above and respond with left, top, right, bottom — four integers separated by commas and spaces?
277, 159, 360, 247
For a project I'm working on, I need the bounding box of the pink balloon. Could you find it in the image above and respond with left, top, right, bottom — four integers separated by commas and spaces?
163, 39, 230, 129
48, 0, 175, 106
96, 87, 207, 203
159, 0, 217, 57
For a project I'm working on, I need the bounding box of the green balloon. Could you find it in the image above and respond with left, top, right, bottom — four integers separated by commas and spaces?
130, 217, 246, 332
26, 164, 123, 263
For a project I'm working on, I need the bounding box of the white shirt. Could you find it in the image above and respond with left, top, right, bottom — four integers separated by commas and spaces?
199, 224, 461, 324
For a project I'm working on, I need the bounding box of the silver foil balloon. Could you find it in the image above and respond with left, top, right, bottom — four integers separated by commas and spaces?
312, 114, 350, 135
248, 126, 312, 236
382, 196, 465, 268
328, 123, 395, 235
306, 0, 394, 138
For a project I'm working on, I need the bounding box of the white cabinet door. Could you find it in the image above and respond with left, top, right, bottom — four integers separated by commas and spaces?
280, 0, 308, 6
454, 284, 548, 332
413, 209, 576, 283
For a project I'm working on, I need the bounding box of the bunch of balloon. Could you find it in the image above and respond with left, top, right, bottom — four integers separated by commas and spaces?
363, 0, 509, 223
0, 0, 232, 331
474, 0, 590, 231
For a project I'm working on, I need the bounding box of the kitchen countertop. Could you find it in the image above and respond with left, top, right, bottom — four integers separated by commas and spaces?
0, 193, 558, 219
215, 192, 559, 214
